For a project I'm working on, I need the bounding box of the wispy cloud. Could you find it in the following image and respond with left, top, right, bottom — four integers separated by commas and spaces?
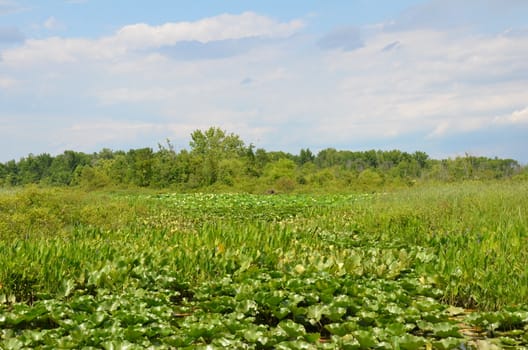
43, 16, 65, 31
0, 0, 23, 15
64, 120, 165, 149
317, 26, 363, 51
158, 37, 270, 61
0, 76, 17, 88
381, 41, 400, 52
240, 77, 253, 85
115, 12, 303, 49
494, 107, 528, 125
389, 0, 528, 33
0, 26, 24, 43
1, 12, 304, 65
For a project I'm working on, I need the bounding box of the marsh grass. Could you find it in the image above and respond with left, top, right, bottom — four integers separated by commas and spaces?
359, 182, 528, 309
1, 182, 527, 309
0, 182, 527, 347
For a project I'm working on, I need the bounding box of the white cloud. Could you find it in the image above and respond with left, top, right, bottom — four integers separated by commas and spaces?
43, 16, 64, 31
0, 76, 16, 88
0, 26, 24, 42
317, 26, 363, 51
0, 0, 23, 15
2, 37, 98, 64
509, 107, 528, 124
427, 117, 490, 138
97, 87, 180, 105
390, 0, 528, 33
494, 107, 528, 125
115, 12, 303, 49
65, 120, 164, 147
1, 12, 304, 66
315, 28, 528, 141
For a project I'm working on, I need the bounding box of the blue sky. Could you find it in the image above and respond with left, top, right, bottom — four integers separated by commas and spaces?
1, 0, 528, 163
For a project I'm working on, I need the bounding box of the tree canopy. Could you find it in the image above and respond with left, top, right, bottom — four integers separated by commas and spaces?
0, 127, 525, 192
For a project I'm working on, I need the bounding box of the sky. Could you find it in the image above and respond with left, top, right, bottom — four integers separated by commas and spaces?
1, 1, 528, 163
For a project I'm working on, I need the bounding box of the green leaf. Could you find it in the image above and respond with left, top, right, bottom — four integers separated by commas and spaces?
433, 338, 464, 350
273, 306, 292, 320
278, 319, 306, 339
101, 340, 140, 350
21, 329, 45, 344
357, 310, 377, 326
325, 321, 358, 336
327, 305, 347, 322
386, 322, 407, 336
243, 328, 267, 344
500, 337, 518, 346
325, 323, 348, 337
275, 340, 316, 350
235, 299, 258, 315
431, 322, 461, 338
60, 279, 76, 298
124, 326, 145, 342
304, 332, 320, 343
211, 336, 242, 348
161, 335, 193, 347
445, 306, 465, 317
2, 337, 25, 349
352, 330, 377, 349
338, 334, 361, 350
90, 311, 107, 326
395, 334, 427, 350
306, 304, 327, 324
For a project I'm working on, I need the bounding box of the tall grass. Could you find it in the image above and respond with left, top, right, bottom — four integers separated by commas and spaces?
0, 182, 526, 310
311, 181, 528, 309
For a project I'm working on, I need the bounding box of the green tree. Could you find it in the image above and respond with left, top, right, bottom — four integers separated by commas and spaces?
310, 167, 335, 186
217, 158, 244, 186
357, 169, 384, 190
75, 165, 111, 190
412, 151, 430, 170
263, 158, 298, 192
2, 160, 19, 185
315, 148, 339, 168
298, 148, 315, 165
46, 151, 90, 185
17, 153, 53, 184
106, 152, 128, 185
0, 162, 7, 186
95, 148, 116, 160
189, 127, 246, 186
126, 148, 154, 187
151, 140, 179, 187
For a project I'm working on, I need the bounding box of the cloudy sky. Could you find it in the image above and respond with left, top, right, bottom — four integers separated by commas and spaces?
1, 1, 528, 163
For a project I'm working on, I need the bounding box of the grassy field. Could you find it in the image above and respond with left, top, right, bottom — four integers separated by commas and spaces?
0, 182, 527, 349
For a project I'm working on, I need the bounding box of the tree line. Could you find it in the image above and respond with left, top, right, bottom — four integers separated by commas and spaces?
0, 127, 525, 192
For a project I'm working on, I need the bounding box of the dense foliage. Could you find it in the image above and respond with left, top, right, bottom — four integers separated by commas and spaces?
0, 127, 524, 191
1, 183, 527, 348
